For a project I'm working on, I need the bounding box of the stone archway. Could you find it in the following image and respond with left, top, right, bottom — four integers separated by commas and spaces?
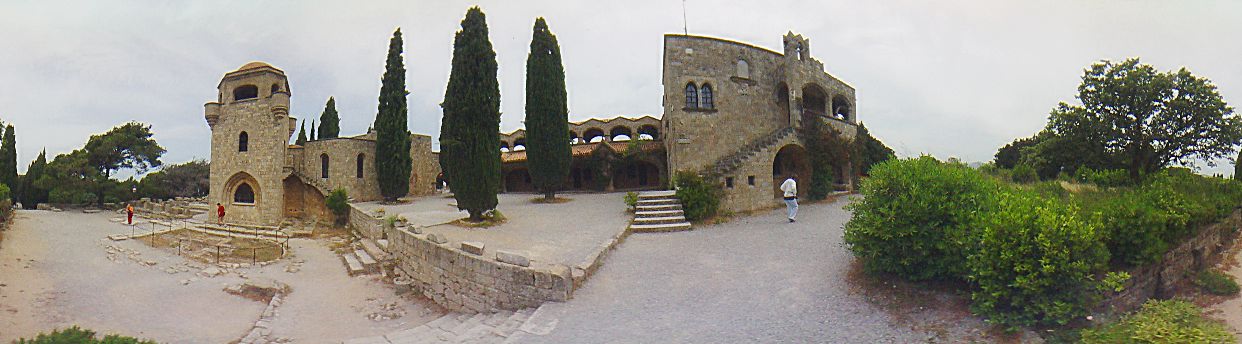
772, 144, 811, 199
225, 172, 261, 206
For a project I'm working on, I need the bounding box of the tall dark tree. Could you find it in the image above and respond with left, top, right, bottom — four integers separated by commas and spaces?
296, 120, 308, 145
853, 122, 895, 175
0, 124, 16, 195
309, 120, 317, 141
440, 7, 501, 221
1236, 150, 1242, 181
1046, 58, 1240, 182
375, 28, 412, 202
524, 18, 571, 201
18, 149, 47, 209
319, 96, 340, 139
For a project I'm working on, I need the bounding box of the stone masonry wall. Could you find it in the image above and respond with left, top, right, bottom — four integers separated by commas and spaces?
1100, 209, 1242, 313
300, 138, 381, 202
409, 134, 440, 197
349, 204, 572, 313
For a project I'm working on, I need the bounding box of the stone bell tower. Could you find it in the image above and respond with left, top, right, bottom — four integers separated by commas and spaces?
204, 62, 297, 225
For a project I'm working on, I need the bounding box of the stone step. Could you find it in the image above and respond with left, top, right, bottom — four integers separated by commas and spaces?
637, 190, 676, 198
635, 209, 684, 217
360, 239, 388, 261
447, 312, 490, 337
196, 224, 292, 239
636, 198, 678, 205
629, 222, 692, 233
633, 216, 688, 225
383, 324, 432, 343
354, 249, 378, 272
636, 204, 681, 211
342, 253, 366, 276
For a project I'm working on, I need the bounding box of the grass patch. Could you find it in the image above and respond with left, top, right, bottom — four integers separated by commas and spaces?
531, 196, 572, 204
1194, 270, 1240, 296
450, 210, 507, 228
1079, 299, 1233, 344
140, 229, 284, 264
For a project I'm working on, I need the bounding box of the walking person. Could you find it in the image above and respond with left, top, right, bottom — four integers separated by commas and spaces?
216, 202, 225, 225
782, 173, 798, 223
126, 203, 134, 225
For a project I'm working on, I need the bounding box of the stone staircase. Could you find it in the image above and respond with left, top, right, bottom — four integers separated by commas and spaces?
629, 190, 692, 232
342, 308, 537, 344
707, 126, 796, 176
290, 169, 333, 196
341, 247, 380, 277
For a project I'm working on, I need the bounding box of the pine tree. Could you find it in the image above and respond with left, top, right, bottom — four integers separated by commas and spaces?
296, 120, 308, 145
375, 28, 412, 202
440, 7, 501, 221
524, 18, 571, 201
19, 150, 47, 209
0, 124, 16, 195
309, 119, 317, 141
319, 97, 340, 139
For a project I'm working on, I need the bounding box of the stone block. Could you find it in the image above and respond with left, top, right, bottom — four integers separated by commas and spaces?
426, 233, 448, 244
495, 250, 530, 267
460, 241, 485, 255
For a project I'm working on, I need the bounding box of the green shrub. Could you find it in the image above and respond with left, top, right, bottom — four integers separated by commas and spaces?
624, 191, 638, 212
1194, 270, 1240, 296
968, 189, 1113, 327
16, 326, 156, 344
844, 156, 1000, 281
1075, 167, 1131, 187
1079, 300, 1233, 344
1011, 163, 1038, 183
673, 171, 720, 222
325, 188, 350, 226
49, 187, 96, 205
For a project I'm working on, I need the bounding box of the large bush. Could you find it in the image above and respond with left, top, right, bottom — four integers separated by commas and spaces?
844, 156, 1000, 281
968, 190, 1112, 327
325, 188, 350, 226
673, 171, 720, 222
1079, 300, 1233, 344
16, 326, 156, 344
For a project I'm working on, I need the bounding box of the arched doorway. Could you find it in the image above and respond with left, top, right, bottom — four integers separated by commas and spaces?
801, 84, 828, 127
776, 82, 791, 126
772, 144, 811, 199
612, 160, 661, 190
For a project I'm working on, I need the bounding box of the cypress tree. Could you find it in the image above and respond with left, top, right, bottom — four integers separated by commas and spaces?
375, 28, 412, 202
319, 97, 340, 139
296, 120, 308, 145
20, 150, 46, 209
1235, 150, 1241, 181
309, 120, 317, 141
0, 124, 16, 195
524, 18, 571, 201
440, 7, 501, 221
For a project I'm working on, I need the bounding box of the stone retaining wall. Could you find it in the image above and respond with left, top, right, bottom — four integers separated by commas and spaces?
1101, 208, 1242, 313
348, 204, 573, 313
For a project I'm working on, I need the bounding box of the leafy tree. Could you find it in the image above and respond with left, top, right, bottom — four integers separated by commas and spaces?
994, 133, 1043, 170
524, 18, 571, 201
37, 150, 97, 205
375, 28, 412, 202
318, 96, 340, 139
1046, 58, 1241, 182
138, 159, 209, 200
0, 124, 16, 194
803, 118, 850, 200
18, 150, 48, 209
854, 122, 895, 175
38, 122, 164, 205
296, 120, 307, 145
440, 7, 501, 221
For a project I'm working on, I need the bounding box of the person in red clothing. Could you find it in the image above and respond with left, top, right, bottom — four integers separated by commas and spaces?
126, 203, 134, 225
216, 203, 225, 225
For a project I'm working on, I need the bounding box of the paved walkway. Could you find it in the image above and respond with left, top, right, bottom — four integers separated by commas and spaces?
509, 198, 935, 343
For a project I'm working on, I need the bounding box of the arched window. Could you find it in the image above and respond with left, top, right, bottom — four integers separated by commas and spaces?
233, 183, 255, 204
736, 60, 750, 79
684, 83, 698, 109
320, 154, 329, 179
238, 132, 249, 152
700, 84, 714, 109
270, 83, 280, 94
233, 85, 258, 101
356, 154, 365, 178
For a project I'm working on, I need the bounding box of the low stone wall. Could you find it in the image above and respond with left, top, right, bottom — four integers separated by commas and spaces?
348, 204, 573, 313
1101, 208, 1242, 313
134, 197, 208, 219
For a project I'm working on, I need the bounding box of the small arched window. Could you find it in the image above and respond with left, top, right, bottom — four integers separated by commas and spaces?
320, 154, 329, 179
684, 83, 698, 109
233, 85, 259, 101
238, 132, 249, 152
356, 154, 365, 178
736, 60, 750, 79
700, 84, 714, 109
233, 183, 255, 204
270, 83, 280, 95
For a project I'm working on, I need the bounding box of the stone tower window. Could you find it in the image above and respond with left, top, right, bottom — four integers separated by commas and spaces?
700, 84, 714, 109
271, 83, 280, 95
234, 183, 255, 204
233, 85, 259, 102
684, 83, 698, 109
238, 132, 249, 152
356, 153, 365, 178
736, 60, 750, 79
320, 154, 330, 179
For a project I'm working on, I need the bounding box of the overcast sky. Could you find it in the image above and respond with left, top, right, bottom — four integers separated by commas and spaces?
2, 0, 1240, 176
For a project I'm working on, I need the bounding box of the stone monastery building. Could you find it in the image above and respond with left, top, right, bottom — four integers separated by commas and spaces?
205, 32, 856, 225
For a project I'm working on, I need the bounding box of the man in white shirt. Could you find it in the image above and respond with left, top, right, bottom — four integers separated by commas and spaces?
781, 174, 798, 223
